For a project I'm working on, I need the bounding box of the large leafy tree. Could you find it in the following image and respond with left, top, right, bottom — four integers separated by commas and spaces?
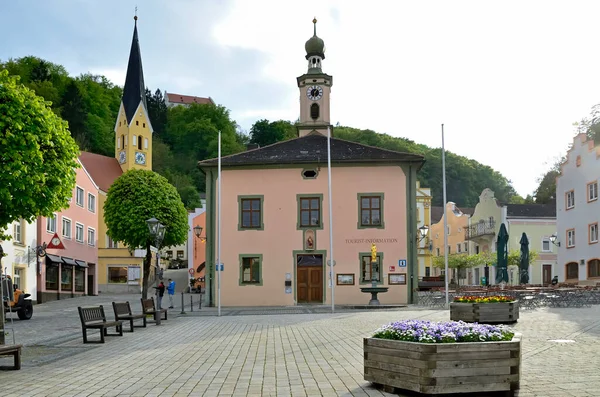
104, 169, 188, 298
0, 70, 79, 344
249, 119, 296, 146
0, 70, 80, 236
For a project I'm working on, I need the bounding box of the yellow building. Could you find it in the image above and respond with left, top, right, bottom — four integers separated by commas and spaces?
79, 16, 157, 293
416, 182, 433, 278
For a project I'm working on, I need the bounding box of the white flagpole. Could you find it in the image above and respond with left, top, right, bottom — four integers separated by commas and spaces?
327, 126, 335, 313
217, 130, 222, 317
441, 124, 449, 308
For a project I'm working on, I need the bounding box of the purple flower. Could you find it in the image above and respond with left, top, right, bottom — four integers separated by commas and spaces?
372, 320, 514, 343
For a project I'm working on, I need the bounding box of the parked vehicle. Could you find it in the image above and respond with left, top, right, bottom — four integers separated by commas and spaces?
2, 277, 33, 320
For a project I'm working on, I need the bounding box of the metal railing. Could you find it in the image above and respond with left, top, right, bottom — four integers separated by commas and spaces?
465, 219, 496, 240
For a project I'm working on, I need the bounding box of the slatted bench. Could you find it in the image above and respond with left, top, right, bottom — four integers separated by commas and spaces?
141, 298, 167, 323
112, 301, 147, 332
0, 344, 22, 370
78, 305, 123, 343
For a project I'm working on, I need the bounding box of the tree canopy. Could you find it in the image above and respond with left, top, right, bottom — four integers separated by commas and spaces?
433, 250, 539, 270
0, 70, 80, 238
249, 119, 296, 147
104, 169, 188, 298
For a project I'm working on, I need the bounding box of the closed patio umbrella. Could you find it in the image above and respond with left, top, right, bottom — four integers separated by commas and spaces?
519, 232, 530, 284
495, 223, 509, 284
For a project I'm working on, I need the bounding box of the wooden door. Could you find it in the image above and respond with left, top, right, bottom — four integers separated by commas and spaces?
542, 265, 552, 286
297, 266, 323, 303
87, 275, 94, 296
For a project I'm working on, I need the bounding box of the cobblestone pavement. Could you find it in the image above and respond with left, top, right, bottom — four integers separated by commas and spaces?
1, 296, 600, 396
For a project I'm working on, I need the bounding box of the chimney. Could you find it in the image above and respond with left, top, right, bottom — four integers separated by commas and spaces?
246, 143, 260, 151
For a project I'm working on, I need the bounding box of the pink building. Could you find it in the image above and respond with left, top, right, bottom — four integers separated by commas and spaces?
197, 20, 424, 306
36, 158, 99, 302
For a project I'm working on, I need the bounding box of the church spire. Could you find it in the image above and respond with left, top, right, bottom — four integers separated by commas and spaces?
122, 13, 147, 124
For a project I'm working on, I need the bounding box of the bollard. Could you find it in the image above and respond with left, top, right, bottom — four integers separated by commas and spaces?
180, 292, 186, 314
198, 294, 202, 310
190, 295, 194, 312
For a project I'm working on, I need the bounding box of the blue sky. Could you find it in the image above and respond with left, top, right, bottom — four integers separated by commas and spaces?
2, 0, 600, 198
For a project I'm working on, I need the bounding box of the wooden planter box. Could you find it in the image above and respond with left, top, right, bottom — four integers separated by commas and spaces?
364, 334, 521, 395
450, 301, 519, 324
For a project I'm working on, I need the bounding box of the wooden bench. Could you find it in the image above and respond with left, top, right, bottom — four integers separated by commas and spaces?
0, 344, 22, 370
112, 301, 147, 332
141, 298, 167, 322
77, 305, 123, 343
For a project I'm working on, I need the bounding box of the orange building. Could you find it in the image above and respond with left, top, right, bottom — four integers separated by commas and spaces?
430, 202, 474, 279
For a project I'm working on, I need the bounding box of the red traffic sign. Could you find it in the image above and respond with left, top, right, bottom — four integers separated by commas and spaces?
188, 268, 195, 275
46, 233, 65, 249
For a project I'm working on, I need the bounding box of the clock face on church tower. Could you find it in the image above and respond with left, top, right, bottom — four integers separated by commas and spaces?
306, 85, 323, 101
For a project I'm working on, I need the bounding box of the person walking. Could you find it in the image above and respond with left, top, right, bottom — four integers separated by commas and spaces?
167, 278, 176, 309
153, 281, 165, 310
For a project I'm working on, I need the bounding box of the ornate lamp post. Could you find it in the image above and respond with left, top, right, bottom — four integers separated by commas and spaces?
417, 225, 429, 242
146, 218, 166, 284
549, 233, 561, 247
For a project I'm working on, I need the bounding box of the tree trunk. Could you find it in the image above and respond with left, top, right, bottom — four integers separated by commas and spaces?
142, 241, 152, 299
0, 244, 5, 345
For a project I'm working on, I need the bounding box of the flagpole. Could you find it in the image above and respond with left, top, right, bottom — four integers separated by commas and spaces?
217, 130, 222, 317
441, 124, 449, 308
327, 126, 335, 313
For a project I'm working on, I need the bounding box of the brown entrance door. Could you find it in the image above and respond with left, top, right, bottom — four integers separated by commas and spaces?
297, 254, 323, 303
87, 275, 94, 296
542, 265, 552, 286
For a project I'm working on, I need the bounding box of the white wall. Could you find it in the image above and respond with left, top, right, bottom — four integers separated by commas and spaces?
556, 134, 600, 281
1, 219, 39, 301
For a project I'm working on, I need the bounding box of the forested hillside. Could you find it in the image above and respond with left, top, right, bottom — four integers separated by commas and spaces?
1, 56, 525, 208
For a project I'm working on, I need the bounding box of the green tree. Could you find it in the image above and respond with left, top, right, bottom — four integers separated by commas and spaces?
0, 70, 79, 344
0, 70, 80, 235
103, 169, 188, 298
61, 80, 89, 149
533, 156, 564, 204
145, 88, 167, 136
249, 119, 296, 146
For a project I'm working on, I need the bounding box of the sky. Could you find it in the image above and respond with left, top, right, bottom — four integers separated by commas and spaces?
2, 0, 600, 198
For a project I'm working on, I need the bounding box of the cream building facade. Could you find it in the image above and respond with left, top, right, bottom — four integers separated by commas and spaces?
416, 182, 433, 278
555, 133, 599, 283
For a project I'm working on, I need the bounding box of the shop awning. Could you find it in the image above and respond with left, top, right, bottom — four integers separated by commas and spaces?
61, 257, 77, 266
75, 260, 88, 268
46, 254, 63, 264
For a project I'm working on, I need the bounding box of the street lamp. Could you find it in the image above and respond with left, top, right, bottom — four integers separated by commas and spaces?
417, 225, 429, 242
549, 233, 561, 247
146, 217, 166, 280
193, 225, 206, 243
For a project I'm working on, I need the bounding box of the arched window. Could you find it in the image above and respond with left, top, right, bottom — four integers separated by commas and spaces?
566, 262, 578, 280
588, 259, 600, 278
121, 135, 125, 148
310, 103, 319, 120
138, 135, 143, 150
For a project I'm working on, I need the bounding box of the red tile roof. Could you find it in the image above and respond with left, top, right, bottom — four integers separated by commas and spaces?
79, 151, 123, 192
166, 92, 214, 105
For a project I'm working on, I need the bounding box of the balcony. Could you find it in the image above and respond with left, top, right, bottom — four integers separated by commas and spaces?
465, 218, 496, 241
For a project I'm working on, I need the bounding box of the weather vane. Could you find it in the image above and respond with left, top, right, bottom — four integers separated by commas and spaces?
134, 6, 138, 21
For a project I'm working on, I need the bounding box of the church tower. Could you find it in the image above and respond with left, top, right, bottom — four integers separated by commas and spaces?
114, 15, 153, 172
296, 18, 333, 138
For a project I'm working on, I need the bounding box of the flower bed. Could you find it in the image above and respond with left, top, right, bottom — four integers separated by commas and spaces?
451, 297, 519, 324
454, 295, 515, 303
364, 320, 521, 395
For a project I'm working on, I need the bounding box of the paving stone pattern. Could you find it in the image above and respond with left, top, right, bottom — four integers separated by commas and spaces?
1, 295, 600, 396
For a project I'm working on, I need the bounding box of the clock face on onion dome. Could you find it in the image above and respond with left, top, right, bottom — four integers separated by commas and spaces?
135, 151, 146, 165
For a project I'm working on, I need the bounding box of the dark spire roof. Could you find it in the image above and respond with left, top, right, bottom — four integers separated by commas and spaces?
121, 17, 147, 123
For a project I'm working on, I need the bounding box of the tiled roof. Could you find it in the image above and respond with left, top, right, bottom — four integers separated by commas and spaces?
459, 207, 475, 215
198, 133, 425, 167
166, 93, 214, 105
79, 152, 123, 192
506, 204, 556, 218
430, 206, 444, 224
